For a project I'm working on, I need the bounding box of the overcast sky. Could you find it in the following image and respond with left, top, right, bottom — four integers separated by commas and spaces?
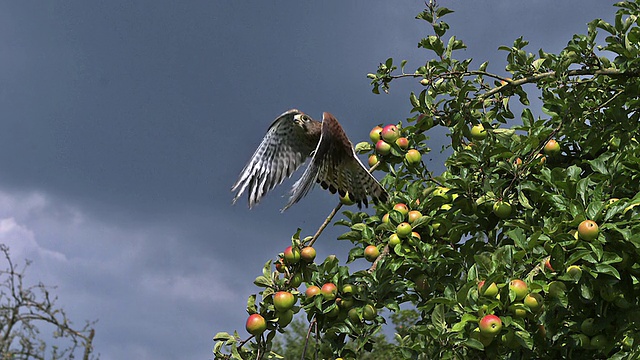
0, 2, 617, 359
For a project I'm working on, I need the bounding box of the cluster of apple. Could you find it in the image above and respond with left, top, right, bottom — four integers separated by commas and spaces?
304, 282, 378, 325
380, 203, 423, 249
473, 279, 543, 347
368, 124, 421, 167
245, 245, 316, 337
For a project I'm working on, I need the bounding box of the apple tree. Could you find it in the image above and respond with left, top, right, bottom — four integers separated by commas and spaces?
214, 1, 640, 359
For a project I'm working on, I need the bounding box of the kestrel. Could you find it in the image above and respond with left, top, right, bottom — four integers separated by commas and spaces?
231, 109, 388, 211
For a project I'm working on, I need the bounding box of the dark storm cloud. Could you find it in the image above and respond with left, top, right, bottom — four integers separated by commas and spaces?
0, 1, 618, 359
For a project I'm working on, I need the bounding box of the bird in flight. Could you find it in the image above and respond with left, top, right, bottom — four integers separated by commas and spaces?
231, 109, 388, 211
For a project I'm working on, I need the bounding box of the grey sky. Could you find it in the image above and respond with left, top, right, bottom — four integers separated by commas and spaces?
0, 2, 616, 359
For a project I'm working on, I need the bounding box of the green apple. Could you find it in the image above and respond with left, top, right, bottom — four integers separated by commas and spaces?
470, 124, 487, 140
493, 200, 512, 219
388, 233, 401, 246
277, 309, 294, 327
405, 149, 421, 165
375, 140, 391, 155
478, 280, 499, 298
273, 291, 295, 312
283, 246, 301, 264
362, 304, 377, 320
369, 126, 383, 143
368, 154, 379, 167
396, 222, 412, 237
524, 292, 544, 312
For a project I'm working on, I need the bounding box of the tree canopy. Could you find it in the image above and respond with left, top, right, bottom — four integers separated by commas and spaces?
214, 1, 640, 359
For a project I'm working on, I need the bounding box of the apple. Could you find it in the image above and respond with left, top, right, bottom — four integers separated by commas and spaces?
544, 258, 555, 272
417, 114, 434, 130
591, 334, 608, 349
275, 259, 287, 273
336, 296, 354, 309
432, 221, 447, 236
548, 281, 566, 297
581, 318, 597, 336
608, 137, 621, 151
405, 149, 421, 165
300, 246, 316, 263
277, 309, 294, 327
369, 126, 383, 143
347, 308, 360, 323
566, 265, 582, 279
509, 304, 527, 318
420, 78, 429, 86
289, 273, 303, 288
321, 283, 338, 301
368, 154, 379, 167
578, 220, 599, 241
479, 314, 502, 336
576, 333, 591, 348
509, 279, 528, 300
283, 246, 301, 264
408, 210, 422, 224
470, 124, 487, 140
339, 193, 355, 205
493, 200, 512, 219
245, 314, 267, 336
325, 304, 340, 318
364, 245, 380, 262
375, 140, 391, 155
411, 231, 421, 241
362, 304, 377, 320
524, 293, 544, 312
514, 157, 523, 166
393, 203, 409, 217
388, 233, 401, 246
381, 124, 400, 142
432, 186, 452, 202
341, 283, 355, 296
396, 222, 412, 237
395, 137, 409, 150
381, 213, 390, 223
471, 328, 494, 347
536, 153, 547, 165
478, 280, 499, 298
544, 139, 561, 156
273, 291, 295, 311
305, 285, 321, 298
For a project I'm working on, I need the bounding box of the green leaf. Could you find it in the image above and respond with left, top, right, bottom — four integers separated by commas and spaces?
432, 304, 446, 331
594, 263, 621, 279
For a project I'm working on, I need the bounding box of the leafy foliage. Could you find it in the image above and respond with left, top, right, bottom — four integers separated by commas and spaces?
214, 1, 640, 359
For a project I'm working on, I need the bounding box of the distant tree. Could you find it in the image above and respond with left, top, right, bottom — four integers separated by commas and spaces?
215, 1, 640, 359
0, 244, 97, 360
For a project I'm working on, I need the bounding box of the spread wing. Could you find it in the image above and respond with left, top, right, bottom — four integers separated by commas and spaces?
283, 112, 388, 211
231, 109, 320, 208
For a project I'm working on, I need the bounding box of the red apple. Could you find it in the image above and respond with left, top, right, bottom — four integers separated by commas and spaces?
364, 245, 380, 262
396, 222, 412, 238
381, 213, 390, 223
305, 285, 321, 298
578, 220, 599, 241
273, 291, 295, 312
411, 231, 421, 241
395, 137, 409, 150
405, 149, 421, 165
408, 210, 422, 224
369, 126, 383, 143
509, 279, 528, 300
381, 124, 400, 142
283, 246, 301, 264
544, 258, 555, 272
246, 314, 267, 336
375, 140, 391, 155
393, 203, 409, 217
479, 314, 502, 336
300, 246, 316, 263
321, 283, 338, 301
